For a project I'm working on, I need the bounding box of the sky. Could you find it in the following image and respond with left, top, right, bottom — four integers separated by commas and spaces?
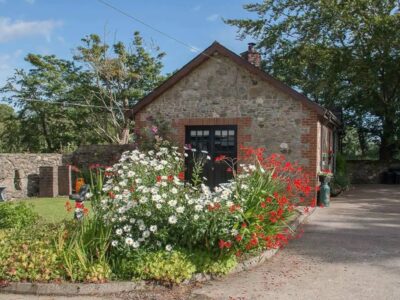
0, 0, 255, 87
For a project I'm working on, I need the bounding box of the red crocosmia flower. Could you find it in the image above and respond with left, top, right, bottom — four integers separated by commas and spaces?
108, 192, 116, 199
226, 167, 233, 173
235, 234, 243, 242
260, 201, 267, 208
266, 197, 272, 203
225, 241, 232, 249
83, 207, 89, 215
310, 197, 317, 207
218, 239, 225, 249
214, 155, 226, 162
235, 250, 242, 257
178, 172, 185, 181
303, 185, 312, 195
293, 179, 302, 189
241, 222, 247, 228
249, 236, 258, 246
64, 201, 72, 213
168, 175, 174, 182
257, 214, 265, 221
156, 176, 162, 182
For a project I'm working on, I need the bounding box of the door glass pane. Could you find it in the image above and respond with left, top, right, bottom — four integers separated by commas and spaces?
229, 130, 235, 136
215, 130, 221, 136
190, 130, 196, 137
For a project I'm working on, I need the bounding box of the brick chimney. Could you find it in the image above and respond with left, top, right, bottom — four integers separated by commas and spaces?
241, 42, 261, 68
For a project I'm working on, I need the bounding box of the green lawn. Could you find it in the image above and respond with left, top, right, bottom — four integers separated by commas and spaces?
16, 197, 92, 223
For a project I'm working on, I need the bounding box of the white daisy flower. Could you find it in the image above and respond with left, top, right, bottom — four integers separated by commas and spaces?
176, 206, 185, 213
168, 215, 177, 224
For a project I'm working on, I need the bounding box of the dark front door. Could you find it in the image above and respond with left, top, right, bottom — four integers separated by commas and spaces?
185, 125, 237, 188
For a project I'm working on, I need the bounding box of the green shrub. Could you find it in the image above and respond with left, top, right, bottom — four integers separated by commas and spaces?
189, 250, 237, 275
0, 224, 64, 282
56, 218, 112, 283
115, 250, 196, 283
331, 153, 350, 195
0, 202, 38, 229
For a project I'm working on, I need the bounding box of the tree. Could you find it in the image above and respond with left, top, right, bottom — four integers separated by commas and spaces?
74, 31, 166, 144
1, 54, 100, 152
226, 0, 400, 160
1, 31, 167, 152
0, 104, 21, 152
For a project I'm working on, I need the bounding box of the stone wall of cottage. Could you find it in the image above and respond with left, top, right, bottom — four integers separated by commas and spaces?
0, 154, 64, 199
135, 54, 318, 176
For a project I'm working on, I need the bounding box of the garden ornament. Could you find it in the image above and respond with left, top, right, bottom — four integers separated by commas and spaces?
69, 184, 90, 220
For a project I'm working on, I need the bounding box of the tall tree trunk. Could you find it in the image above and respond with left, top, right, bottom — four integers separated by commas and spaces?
379, 116, 396, 161
40, 112, 53, 152
118, 97, 130, 144
356, 127, 368, 157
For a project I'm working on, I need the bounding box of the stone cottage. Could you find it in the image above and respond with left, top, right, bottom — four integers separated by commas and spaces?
130, 42, 340, 189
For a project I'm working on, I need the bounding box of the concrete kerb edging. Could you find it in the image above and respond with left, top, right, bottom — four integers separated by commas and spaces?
0, 207, 316, 296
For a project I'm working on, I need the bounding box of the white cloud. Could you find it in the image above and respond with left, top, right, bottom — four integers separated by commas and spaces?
25, 0, 35, 4
0, 17, 62, 43
206, 14, 220, 22
0, 49, 22, 86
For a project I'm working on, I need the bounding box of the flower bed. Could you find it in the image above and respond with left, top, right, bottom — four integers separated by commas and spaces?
0, 141, 315, 284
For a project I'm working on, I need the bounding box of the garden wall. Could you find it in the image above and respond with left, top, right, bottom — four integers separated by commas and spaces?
0, 154, 64, 199
67, 144, 136, 168
347, 160, 400, 184
0, 144, 137, 200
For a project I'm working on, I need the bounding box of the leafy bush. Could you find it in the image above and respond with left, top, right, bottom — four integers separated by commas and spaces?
331, 153, 350, 196
56, 218, 112, 283
116, 250, 196, 283
0, 202, 38, 229
0, 224, 63, 282
99, 143, 312, 259
190, 250, 237, 275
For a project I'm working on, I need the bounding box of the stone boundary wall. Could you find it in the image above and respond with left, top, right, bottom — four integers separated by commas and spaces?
0, 145, 137, 200
0, 154, 64, 199
67, 144, 136, 168
347, 160, 400, 184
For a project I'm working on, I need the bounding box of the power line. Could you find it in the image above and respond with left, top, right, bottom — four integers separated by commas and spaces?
4, 98, 131, 110
96, 0, 235, 69
97, 0, 201, 54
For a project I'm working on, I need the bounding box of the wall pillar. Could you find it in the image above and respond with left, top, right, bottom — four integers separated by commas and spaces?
39, 166, 58, 197
58, 165, 72, 196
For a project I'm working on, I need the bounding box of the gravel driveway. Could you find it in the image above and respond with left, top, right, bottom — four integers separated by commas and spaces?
191, 184, 400, 300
